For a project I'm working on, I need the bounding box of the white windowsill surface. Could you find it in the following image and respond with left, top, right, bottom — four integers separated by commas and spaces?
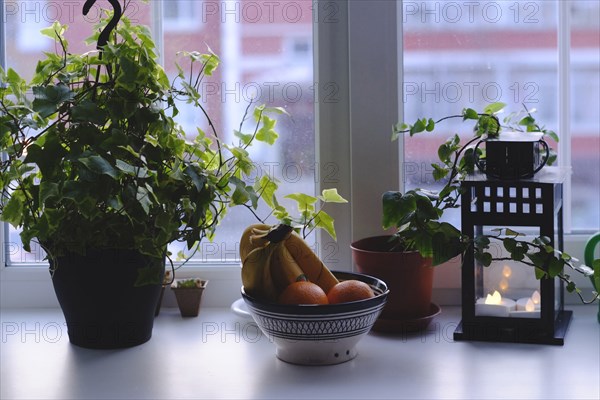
1, 306, 598, 400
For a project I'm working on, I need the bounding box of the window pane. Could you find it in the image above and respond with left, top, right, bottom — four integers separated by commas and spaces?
403, 0, 560, 228
3, 0, 315, 263
570, 0, 600, 230
162, 0, 315, 261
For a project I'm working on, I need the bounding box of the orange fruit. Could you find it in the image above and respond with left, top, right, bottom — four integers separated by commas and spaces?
278, 281, 329, 305
327, 280, 375, 304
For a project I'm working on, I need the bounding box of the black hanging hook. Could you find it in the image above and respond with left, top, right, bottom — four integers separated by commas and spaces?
83, 0, 122, 85
83, 0, 122, 52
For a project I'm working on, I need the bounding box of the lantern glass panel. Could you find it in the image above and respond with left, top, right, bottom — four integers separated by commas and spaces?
474, 226, 542, 319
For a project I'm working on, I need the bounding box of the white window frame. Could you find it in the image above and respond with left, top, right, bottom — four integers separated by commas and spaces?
0, 0, 594, 308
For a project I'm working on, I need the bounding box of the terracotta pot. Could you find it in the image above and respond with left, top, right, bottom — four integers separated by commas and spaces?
351, 236, 438, 332
172, 280, 208, 317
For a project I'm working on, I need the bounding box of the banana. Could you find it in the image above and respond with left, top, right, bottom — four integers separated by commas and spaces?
270, 242, 306, 293
284, 231, 339, 293
240, 223, 339, 302
239, 223, 272, 262
241, 242, 278, 302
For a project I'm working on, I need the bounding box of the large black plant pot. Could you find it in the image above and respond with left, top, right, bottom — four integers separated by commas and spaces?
50, 249, 164, 349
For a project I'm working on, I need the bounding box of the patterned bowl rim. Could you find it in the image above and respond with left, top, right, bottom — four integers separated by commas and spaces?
241, 270, 389, 316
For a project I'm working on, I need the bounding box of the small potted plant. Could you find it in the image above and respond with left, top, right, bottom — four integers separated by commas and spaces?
352, 102, 598, 333
171, 278, 208, 318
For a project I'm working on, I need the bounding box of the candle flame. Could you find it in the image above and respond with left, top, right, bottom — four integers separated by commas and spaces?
502, 265, 512, 278
485, 290, 502, 305
499, 278, 509, 292
525, 298, 535, 312
531, 290, 541, 305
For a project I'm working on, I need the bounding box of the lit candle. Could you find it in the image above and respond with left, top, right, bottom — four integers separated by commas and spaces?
531, 290, 541, 309
516, 290, 541, 311
510, 298, 541, 318
475, 290, 517, 317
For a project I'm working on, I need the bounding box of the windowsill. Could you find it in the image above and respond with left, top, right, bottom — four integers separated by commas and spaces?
1, 306, 598, 399
2, 232, 595, 308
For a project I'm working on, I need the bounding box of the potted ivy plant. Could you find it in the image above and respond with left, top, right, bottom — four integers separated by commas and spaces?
351, 102, 599, 333
0, 2, 339, 348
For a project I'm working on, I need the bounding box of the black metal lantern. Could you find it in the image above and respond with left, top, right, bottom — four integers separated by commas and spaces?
454, 167, 572, 345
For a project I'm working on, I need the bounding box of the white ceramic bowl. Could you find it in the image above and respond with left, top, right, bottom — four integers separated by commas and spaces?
241, 271, 389, 365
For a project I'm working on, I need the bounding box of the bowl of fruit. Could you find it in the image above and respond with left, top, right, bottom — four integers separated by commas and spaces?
240, 224, 389, 365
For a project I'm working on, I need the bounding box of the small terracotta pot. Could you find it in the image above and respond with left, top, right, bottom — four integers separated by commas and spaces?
172, 280, 208, 317
351, 236, 435, 331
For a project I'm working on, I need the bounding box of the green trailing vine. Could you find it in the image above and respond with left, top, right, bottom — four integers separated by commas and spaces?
385, 102, 598, 301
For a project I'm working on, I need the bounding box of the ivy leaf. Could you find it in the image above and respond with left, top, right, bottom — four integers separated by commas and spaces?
230, 176, 251, 206
518, 116, 536, 126
409, 119, 427, 136
115, 160, 149, 178
39, 21, 67, 43
71, 100, 107, 125
39, 182, 59, 205
318, 188, 347, 203
382, 191, 416, 230
503, 237, 517, 252
285, 193, 317, 213
425, 118, 435, 131
504, 228, 524, 237
256, 116, 278, 145
314, 210, 336, 241
463, 108, 479, 120
548, 257, 564, 278
535, 267, 547, 280
255, 175, 278, 209
474, 235, 490, 249
183, 165, 206, 192
32, 84, 74, 118
136, 186, 152, 215
475, 251, 493, 267
483, 102, 506, 115
78, 155, 118, 179
544, 130, 559, 143
434, 164, 450, 181
1, 194, 24, 227
234, 130, 253, 146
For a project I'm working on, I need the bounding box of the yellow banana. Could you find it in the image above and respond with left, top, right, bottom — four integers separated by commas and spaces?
270, 243, 306, 293
240, 223, 339, 302
239, 223, 271, 261
284, 231, 339, 293
241, 242, 278, 302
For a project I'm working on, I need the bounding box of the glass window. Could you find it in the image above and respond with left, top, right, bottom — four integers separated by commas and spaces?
402, 0, 599, 232
2, 0, 316, 264
570, 0, 600, 230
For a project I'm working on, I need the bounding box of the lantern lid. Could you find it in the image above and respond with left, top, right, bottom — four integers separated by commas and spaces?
488, 131, 544, 142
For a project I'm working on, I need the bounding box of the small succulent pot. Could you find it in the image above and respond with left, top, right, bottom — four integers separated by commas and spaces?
171, 279, 208, 317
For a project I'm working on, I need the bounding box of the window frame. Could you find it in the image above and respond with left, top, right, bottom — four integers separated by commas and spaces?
0, 0, 595, 308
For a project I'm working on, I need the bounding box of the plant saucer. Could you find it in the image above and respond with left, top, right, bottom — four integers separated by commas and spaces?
372, 303, 441, 334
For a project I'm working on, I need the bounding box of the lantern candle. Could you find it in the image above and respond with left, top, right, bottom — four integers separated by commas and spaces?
510, 297, 541, 318
531, 290, 541, 309
475, 290, 517, 317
